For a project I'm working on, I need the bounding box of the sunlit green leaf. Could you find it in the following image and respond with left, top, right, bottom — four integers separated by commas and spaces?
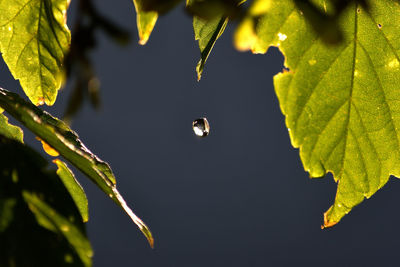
133, 0, 158, 45
0, 108, 23, 143
235, 0, 400, 227
0, 88, 153, 246
0, 135, 91, 267
54, 159, 89, 223
193, 15, 228, 81
0, 0, 71, 105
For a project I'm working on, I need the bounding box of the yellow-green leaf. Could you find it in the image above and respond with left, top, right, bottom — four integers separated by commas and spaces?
0, 88, 153, 247
235, 0, 400, 227
0, 0, 71, 105
0, 108, 23, 143
193, 15, 228, 81
54, 159, 89, 223
133, 0, 158, 45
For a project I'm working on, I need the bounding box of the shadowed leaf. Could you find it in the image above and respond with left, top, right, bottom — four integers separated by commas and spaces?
0, 87, 153, 247
23, 192, 92, 266
0, 135, 91, 267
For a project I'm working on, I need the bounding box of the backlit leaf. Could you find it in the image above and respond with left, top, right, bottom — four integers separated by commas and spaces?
133, 0, 158, 45
54, 159, 89, 223
0, 0, 71, 105
0, 108, 23, 143
235, 0, 400, 227
0, 87, 154, 247
193, 15, 228, 81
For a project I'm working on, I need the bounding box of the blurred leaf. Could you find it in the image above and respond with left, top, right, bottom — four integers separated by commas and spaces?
95, 16, 131, 46
235, 0, 400, 226
54, 160, 89, 223
0, 135, 91, 267
23, 192, 92, 266
0, 198, 17, 232
187, 0, 244, 20
193, 16, 228, 80
0, 0, 71, 105
293, 0, 342, 44
0, 88, 154, 247
133, 0, 158, 45
0, 108, 23, 143
139, 0, 183, 14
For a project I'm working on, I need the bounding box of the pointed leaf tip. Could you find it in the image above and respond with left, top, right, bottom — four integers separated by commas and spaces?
237, 0, 400, 225
133, 0, 158, 45
111, 188, 154, 248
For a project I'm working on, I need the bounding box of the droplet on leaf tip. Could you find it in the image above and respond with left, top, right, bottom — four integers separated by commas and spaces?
37, 97, 45, 105
278, 32, 287, 41
192, 117, 210, 137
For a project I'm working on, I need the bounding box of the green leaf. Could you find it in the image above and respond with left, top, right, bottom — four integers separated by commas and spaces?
0, 108, 23, 143
235, 0, 400, 227
193, 15, 228, 81
23, 191, 92, 267
0, 198, 17, 232
0, 87, 154, 246
0, 0, 71, 106
133, 0, 158, 45
54, 159, 89, 223
0, 135, 91, 267
190, 0, 246, 81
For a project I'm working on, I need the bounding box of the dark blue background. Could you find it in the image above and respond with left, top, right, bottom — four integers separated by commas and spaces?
1, 1, 400, 266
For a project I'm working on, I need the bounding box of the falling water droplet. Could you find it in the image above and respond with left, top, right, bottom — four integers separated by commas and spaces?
192, 117, 210, 137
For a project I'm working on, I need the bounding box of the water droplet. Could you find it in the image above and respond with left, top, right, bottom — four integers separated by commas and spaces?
377, 23, 382, 29
37, 97, 45, 105
192, 118, 210, 137
8, 26, 12, 31
278, 32, 287, 41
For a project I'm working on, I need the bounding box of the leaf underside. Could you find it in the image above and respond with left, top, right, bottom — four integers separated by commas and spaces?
0, 135, 92, 267
133, 0, 158, 45
0, 0, 70, 106
235, 0, 400, 227
0, 88, 154, 247
193, 15, 228, 81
